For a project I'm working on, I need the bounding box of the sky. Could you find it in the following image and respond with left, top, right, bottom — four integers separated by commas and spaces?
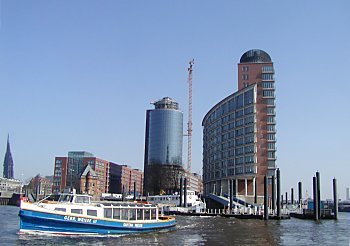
0, 1, 349, 199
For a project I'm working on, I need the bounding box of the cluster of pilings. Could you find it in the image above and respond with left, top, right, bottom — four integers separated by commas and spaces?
288, 171, 338, 220
261, 168, 283, 220
179, 177, 188, 208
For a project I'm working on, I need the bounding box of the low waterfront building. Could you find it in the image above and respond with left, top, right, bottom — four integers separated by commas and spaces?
52, 152, 143, 198
25, 175, 53, 198
185, 172, 203, 195
0, 177, 22, 198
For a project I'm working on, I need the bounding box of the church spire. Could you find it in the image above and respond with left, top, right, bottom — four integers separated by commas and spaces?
3, 134, 14, 179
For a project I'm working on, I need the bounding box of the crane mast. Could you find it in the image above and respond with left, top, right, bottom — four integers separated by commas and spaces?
187, 59, 194, 173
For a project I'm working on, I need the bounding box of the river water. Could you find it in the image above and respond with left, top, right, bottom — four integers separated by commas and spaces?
0, 206, 349, 245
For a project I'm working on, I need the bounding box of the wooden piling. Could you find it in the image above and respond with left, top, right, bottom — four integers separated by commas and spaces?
272, 175, 276, 211
184, 178, 187, 207
264, 176, 268, 220
298, 181, 302, 206
179, 177, 183, 207
333, 178, 338, 220
316, 172, 321, 220
313, 176, 318, 221
277, 169, 281, 217
229, 179, 233, 212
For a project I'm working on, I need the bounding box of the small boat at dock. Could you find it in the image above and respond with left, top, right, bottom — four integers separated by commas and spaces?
19, 192, 176, 235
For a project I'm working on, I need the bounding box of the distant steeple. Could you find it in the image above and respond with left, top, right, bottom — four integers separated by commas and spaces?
3, 134, 14, 179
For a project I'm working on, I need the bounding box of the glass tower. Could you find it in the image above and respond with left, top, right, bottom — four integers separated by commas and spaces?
144, 97, 184, 194
145, 97, 183, 166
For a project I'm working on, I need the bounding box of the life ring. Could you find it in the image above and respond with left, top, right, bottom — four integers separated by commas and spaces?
189, 196, 192, 199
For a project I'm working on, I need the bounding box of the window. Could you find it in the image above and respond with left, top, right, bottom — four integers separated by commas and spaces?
268, 142, 275, 150
71, 209, 83, 214
242, 66, 249, 72
245, 145, 255, 154
262, 66, 273, 72
267, 116, 275, 123
235, 147, 244, 156
244, 106, 254, 115
267, 107, 275, 115
262, 73, 274, 80
245, 125, 254, 134
235, 118, 244, 127
244, 90, 254, 105
267, 125, 275, 132
87, 209, 97, 217
245, 155, 255, 164
266, 99, 275, 106
262, 82, 274, 89
54, 208, 66, 212
104, 208, 112, 218
242, 74, 249, 80
263, 90, 275, 97
235, 128, 244, 137
235, 157, 244, 165
267, 134, 275, 140
268, 151, 276, 159
245, 116, 254, 125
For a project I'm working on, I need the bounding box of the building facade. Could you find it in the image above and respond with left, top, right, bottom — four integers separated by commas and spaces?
0, 177, 21, 198
52, 152, 143, 197
3, 135, 14, 179
143, 97, 185, 195
202, 49, 276, 203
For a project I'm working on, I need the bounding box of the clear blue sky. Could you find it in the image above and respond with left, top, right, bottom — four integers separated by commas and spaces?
1, 1, 349, 199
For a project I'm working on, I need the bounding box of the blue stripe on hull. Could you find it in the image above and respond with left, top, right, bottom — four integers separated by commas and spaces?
19, 209, 176, 234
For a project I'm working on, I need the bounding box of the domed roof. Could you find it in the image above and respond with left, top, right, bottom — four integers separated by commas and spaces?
240, 49, 272, 63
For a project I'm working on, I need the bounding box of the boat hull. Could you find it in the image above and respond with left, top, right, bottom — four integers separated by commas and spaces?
19, 209, 176, 235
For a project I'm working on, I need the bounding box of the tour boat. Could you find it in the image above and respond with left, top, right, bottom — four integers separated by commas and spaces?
18, 192, 176, 235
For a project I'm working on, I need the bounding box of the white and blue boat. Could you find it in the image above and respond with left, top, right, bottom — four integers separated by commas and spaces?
19, 193, 176, 235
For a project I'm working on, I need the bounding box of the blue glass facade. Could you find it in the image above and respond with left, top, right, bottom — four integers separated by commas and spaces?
146, 107, 183, 166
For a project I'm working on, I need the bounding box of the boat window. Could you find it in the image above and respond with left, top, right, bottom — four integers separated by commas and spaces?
54, 207, 66, 212
121, 208, 128, 220
113, 208, 120, 219
137, 209, 142, 220
75, 196, 90, 204
151, 209, 156, 220
71, 209, 83, 214
59, 195, 72, 203
104, 208, 112, 218
129, 208, 136, 220
144, 209, 150, 220
87, 209, 97, 216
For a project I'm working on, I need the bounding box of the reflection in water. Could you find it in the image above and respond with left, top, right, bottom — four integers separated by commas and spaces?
2, 206, 350, 245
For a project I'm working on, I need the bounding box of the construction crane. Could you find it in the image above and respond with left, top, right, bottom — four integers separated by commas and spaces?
186, 59, 194, 173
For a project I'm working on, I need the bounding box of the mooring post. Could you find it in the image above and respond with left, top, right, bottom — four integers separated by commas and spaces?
254, 179, 257, 204
313, 176, 319, 221
184, 178, 187, 208
277, 169, 281, 217
133, 181, 136, 201
291, 188, 294, 205
122, 185, 125, 201
333, 178, 338, 220
264, 176, 269, 220
316, 171, 321, 219
285, 192, 288, 205
298, 181, 302, 207
229, 179, 233, 213
179, 177, 183, 207
272, 175, 276, 213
